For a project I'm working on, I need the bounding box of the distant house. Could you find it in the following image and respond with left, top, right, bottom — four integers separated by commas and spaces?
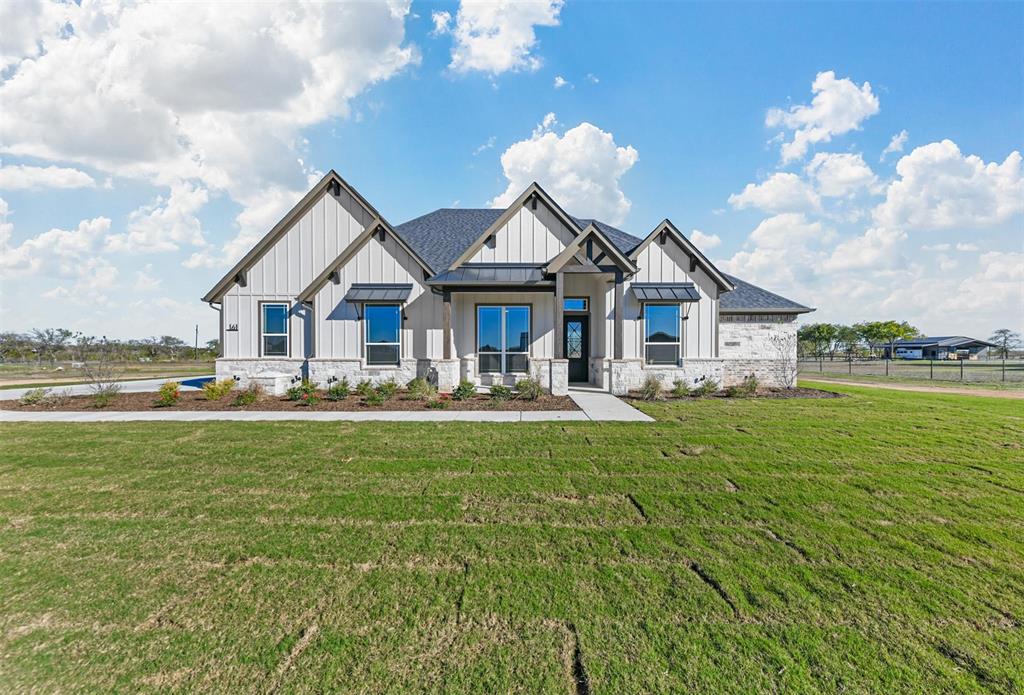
202, 171, 814, 395
887, 336, 996, 360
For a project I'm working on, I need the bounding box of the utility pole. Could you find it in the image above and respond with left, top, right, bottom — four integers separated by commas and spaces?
194, 324, 199, 361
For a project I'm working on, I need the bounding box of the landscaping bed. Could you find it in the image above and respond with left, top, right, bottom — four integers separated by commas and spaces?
624, 386, 844, 402
2, 385, 578, 412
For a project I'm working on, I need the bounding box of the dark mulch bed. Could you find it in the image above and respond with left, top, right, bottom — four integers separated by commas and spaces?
624, 386, 845, 403
2, 390, 579, 412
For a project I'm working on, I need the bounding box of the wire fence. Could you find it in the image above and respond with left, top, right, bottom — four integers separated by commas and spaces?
798, 358, 1024, 384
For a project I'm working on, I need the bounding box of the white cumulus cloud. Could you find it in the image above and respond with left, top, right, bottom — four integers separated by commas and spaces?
767, 71, 880, 162
489, 114, 638, 225
690, 230, 721, 250
728, 173, 821, 213
881, 130, 909, 161
0, 1, 418, 266
105, 181, 210, 254
873, 140, 1023, 230
805, 152, 879, 197
0, 162, 97, 190
446, 0, 563, 75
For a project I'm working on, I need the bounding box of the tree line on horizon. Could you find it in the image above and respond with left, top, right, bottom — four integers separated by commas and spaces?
797, 322, 1021, 360
0, 329, 219, 364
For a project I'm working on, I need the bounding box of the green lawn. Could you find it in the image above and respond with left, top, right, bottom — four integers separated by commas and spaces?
1, 383, 1022, 693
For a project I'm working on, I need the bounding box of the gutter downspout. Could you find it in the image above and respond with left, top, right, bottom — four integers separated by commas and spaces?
206, 301, 223, 358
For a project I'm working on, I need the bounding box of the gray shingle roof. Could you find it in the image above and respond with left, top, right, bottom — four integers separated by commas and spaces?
720, 274, 813, 313
393, 210, 811, 314
393, 208, 644, 272
393, 209, 503, 273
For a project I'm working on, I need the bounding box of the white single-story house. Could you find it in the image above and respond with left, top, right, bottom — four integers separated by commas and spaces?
203, 171, 813, 395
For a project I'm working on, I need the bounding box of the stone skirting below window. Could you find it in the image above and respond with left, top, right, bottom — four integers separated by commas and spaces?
602, 357, 797, 394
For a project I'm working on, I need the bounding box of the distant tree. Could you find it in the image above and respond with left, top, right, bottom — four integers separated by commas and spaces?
988, 329, 1020, 359
854, 321, 918, 358
30, 328, 73, 364
835, 325, 861, 358
158, 335, 188, 360
798, 323, 839, 359
205, 338, 220, 357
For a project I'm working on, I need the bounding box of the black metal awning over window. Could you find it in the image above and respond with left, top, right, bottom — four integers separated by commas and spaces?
631, 283, 700, 302
343, 283, 413, 303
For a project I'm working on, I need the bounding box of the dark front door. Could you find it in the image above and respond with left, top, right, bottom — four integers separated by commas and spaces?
563, 316, 589, 383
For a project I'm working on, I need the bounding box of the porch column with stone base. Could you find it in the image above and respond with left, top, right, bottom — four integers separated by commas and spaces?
550, 359, 569, 396
433, 359, 460, 392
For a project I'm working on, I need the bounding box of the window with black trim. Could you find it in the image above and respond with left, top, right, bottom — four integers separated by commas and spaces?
477, 305, 530, 373
364, 304, 401, 365
261, 303, 289, 356
643, 303, 680, 365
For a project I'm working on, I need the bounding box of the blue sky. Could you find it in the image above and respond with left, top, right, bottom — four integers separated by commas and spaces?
1, 0, 1021, 342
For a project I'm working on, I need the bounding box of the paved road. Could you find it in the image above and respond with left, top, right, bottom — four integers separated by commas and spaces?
804, 378, 1024, 400
0, 376, 214, 401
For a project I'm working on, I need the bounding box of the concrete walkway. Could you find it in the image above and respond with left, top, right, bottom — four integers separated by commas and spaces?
567, 387, 654, 422
0, 381, 652, 423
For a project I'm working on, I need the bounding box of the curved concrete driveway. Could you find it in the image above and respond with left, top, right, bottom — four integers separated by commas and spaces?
0, 376, 213, 401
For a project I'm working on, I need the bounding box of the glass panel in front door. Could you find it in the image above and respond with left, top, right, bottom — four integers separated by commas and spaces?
567, 320, 583, 359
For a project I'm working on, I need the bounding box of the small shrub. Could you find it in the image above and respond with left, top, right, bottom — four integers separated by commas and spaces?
232, 384, 263, 407
405, 377, 436, 401
363, 390, 385, 407
377, 379, 399, 401
514, 377, 544, 401
156, 381, 180, 407
47, 389, 74, 408
91, 388, 118, 409
355, 379, 374, 397
639, 374, 664, 401
203, 378, 236, 401
426, 398, 449, 409
489, 384, 513, 401
452, 380, 476, 401
19, 388, 50, 406
691, 378, 719, 397
286, 379, 317, 401
740, 374, 759, 395
297, 391, 321, 407
325, 378, 350, 401
671, 379, 689, 398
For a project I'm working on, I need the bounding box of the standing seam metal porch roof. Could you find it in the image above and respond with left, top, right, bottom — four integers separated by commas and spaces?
426, 265, 550, 286
631, 283, 701, 302
342, 284, 414, 302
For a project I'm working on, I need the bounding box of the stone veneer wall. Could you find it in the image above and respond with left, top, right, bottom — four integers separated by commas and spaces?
606, 359, 725, 395
719, 319, 799, 388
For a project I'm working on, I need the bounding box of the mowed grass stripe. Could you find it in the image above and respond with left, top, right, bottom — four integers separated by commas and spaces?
0, 384, 1021, 692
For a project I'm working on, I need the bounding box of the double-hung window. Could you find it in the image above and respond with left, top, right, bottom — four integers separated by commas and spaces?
477, 305, 530, 373
644, 303, 681, 365
261, 303, 289, 357
364, 304, 401, 365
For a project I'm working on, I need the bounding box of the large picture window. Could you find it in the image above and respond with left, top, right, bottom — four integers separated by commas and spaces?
644, 303, 681, 365
477, 305, 530, 373
364, 304, 401, 365
261, 303, 289, 357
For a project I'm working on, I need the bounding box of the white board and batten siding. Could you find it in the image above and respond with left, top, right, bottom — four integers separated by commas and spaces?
313, 234, 444, 360
622, 240, 720, 360
220, 189, 375, 359
467, 206, 576, 264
